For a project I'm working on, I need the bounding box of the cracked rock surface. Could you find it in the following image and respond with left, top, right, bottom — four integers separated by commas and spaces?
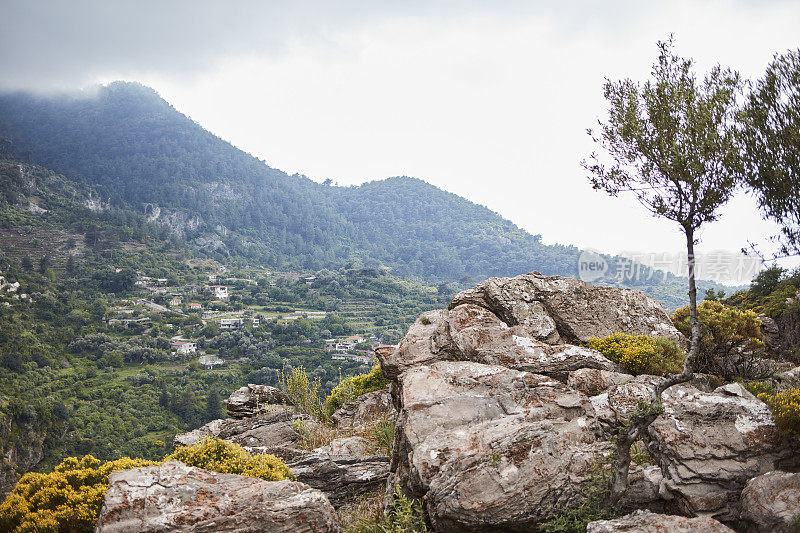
95, 461, 341, 532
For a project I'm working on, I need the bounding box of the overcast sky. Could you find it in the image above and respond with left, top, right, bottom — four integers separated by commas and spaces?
2, 0, 798, 281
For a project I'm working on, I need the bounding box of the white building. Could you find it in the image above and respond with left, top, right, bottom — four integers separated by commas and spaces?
171, 341, 197, 354
219, 318, 244, 329
210, 285, 229, 299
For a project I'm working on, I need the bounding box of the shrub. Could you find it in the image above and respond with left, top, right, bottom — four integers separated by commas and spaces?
325, 364, 390, 417
0, 455, 157, 533
540, 462, 615, 533
165, 437, 293, 482
0, 438, 293, 533
584, 333, 684, 375
672, 301, 764, 379
754, 387, 800, 435
347, 486, 429, 533
280, 365, 326, 420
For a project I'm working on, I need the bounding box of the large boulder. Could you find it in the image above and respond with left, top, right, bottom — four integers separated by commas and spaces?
648, 383, 799, 521
95, 461, 341, 533
740, 470, 800, 533
449, 272, 684, 346
586, 510, 735, 532
226, 384, 292, 418
378, 303, 622, 381
392, 360, 612, 532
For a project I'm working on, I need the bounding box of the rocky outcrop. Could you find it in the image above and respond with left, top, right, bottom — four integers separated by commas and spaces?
378, 304, 623, 381
740, 471, 800, 533
392, 360, 612, 531
95, 461, 341, 532
449, 272, 684, 346
288, 453, 391, 507
380, 272, 799, 531
173, 407, 317, 460
225, 384, 292, 418
648, 383, 799, 521
586, 510, 735, 532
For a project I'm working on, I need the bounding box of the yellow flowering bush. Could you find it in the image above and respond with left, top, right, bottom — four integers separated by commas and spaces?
0, 438, 293, 532
584, 333, 684, 375
165, 436, 293, 482
755, 387, 800, 435
0, 455, 157, 533
325, 363, 389, 417
672, 301, 764, 378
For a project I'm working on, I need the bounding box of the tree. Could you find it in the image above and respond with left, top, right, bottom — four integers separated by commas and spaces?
740, 49, 800, 257
205, 388, 224, 421
583, 37, 742, 503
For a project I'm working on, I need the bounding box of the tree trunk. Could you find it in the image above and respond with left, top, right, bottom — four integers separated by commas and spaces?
608, 227, 700, 506
685, 227, 701, 363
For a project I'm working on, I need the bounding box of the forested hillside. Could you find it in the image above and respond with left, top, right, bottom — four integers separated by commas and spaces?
0, 82, 577, 280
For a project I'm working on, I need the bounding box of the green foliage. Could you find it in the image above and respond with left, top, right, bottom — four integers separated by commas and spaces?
166, 437, 293, 482
740, 49, 800, 256
368, 417, 396, 456
540, 463, 616, 533
0, 455, 157, 533
325, 364, 390, 417
672, 301, 764, 378
584, 333, 684, 375
280, 365, 326, 420
348, 486, 429, 533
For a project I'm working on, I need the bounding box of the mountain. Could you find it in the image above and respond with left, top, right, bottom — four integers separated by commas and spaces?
0, 82, 739, 307
0, 82, 578, 281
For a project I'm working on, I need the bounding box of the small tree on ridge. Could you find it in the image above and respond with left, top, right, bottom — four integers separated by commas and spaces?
583, 36, 743, 503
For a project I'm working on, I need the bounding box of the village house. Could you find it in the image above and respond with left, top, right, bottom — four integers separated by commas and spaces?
187, 302, 202, 311
333, 335, 367, 353
171, 340, 197, 354
219, 317, 244, 329
208, 274, 217, 282
169, 297, 182, 308
210, 285, 229, 299
251, 317, 260, 328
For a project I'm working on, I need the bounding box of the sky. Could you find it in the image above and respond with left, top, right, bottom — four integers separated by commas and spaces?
1, 0, 798, 283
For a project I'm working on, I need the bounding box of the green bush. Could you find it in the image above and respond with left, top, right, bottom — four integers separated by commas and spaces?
325, 363, 389, 417
672, 301, 764, 379
347, 486, 429, 533
584, 333, 684, 375
540, 463, 616, 533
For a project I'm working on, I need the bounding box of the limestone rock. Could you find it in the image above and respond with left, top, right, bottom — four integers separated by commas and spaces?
648, 382, 799, 521
568, 368, 634, 396
226, 384, 292, 418
315, 436, 372, 457
586, 510, 735, 532
449, 271, 684, 346
377, 303, 622, 384
740, 470, 800, 533
288, 453, 391, 507
95, 461, 341, 533
392, 360, 611, 532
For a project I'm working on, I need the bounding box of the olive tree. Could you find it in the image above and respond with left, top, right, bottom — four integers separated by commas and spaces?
583, 37, 742, 502
740, 49, 800, 257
